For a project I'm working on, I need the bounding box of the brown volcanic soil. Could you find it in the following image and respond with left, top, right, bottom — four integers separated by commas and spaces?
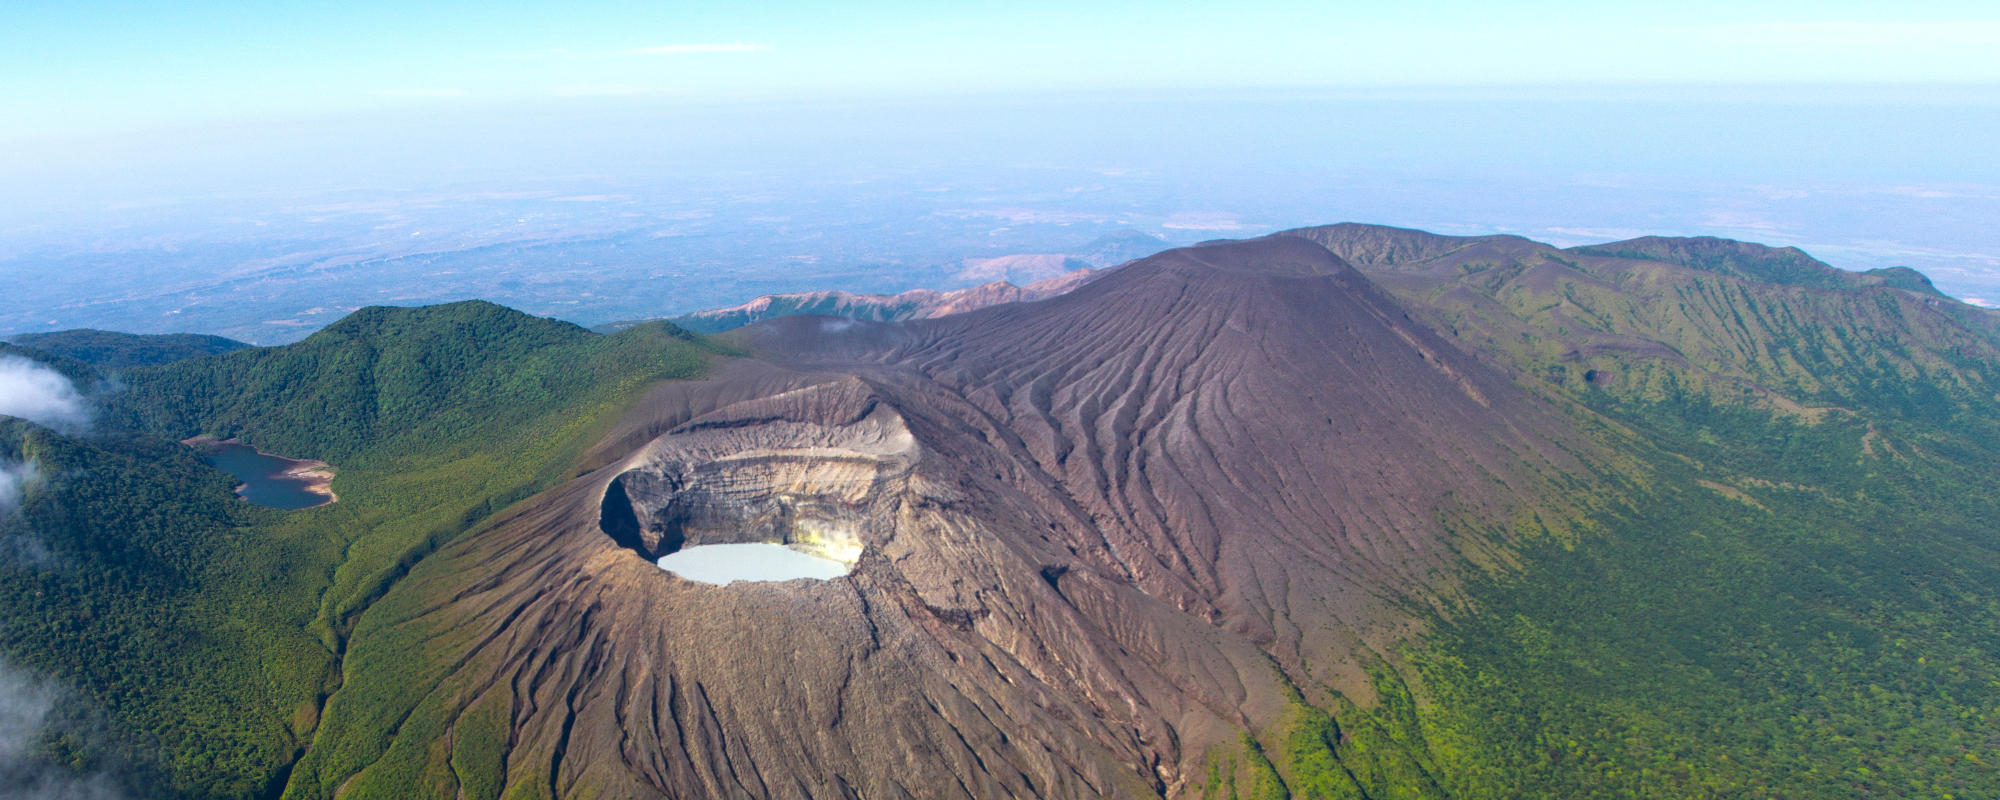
304, 237, 1608, 798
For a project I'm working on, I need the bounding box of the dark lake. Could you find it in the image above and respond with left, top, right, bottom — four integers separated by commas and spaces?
197, 442, 334, 510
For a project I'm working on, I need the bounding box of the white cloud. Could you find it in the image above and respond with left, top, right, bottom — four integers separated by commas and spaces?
0, 357, 89, 433
0, 656, 56, 762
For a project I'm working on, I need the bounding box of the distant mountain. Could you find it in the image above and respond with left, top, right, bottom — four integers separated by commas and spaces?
953, 253, 1090, 285
7, 329, 249, 368
1571, 235, 1864, 290
1863, 264, 1947, 295
1280, 221, 1498, 267
662, 268, 1100, 333
1282, 223, 1994, 421
947, 230, 1168, 283
604, 232, 1168, 335
1075, 228, 1174, 267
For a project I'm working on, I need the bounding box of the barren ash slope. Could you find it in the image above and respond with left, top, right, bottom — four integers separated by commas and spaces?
283, 235, 1622, 798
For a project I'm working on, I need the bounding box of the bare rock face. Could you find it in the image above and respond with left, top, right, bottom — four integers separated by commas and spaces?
601, 379, 914, 565
305, 237, 1604, 799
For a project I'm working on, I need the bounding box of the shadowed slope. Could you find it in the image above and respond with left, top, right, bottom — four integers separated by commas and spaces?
294, 237, 1607, 798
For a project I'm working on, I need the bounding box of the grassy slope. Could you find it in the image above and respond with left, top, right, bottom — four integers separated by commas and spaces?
1, 303, 716, 798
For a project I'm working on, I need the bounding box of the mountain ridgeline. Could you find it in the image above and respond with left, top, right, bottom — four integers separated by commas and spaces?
7, 329, 251, 368
2, 226, 1998, 799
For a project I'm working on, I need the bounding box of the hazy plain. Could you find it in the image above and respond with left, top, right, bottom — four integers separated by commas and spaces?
4, 87, 1996, 343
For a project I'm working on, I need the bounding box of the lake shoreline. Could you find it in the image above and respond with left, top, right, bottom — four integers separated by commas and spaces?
182, 436, 339, 507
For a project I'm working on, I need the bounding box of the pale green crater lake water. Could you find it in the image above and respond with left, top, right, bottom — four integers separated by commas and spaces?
655, 543, 851, 585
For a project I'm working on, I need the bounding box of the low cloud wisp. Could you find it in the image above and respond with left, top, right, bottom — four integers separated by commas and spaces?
0, 460, 33, 513
0, 356, 90, 433
0, 656, 133, 799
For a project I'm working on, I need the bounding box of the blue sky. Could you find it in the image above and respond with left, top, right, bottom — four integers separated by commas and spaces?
7, 0, 2000, 141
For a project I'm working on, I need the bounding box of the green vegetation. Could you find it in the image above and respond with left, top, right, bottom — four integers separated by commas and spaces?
0, 421, 274, 797
0, 302, 717, 798
1395, 395, 2000, 798
1569, 237, 1855, 290
8, 329, 250, 368
0, 340, 104, 387
1223, 392, 2000, 798
1864, 266, 1946, 297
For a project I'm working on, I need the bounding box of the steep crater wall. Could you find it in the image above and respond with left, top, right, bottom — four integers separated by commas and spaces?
597, 378, 917, 568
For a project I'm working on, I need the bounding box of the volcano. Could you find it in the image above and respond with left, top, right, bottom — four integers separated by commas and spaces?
291, 235, 1606, 798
